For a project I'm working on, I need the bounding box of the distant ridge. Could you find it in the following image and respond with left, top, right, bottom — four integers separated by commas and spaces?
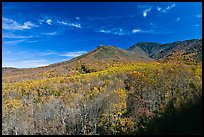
2, 38, 202, 80
128, 39, 202, 63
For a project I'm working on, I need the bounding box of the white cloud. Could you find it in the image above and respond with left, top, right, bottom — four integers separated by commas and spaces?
61, 21, 68, 25
46, 19, 52, 25
143, 8, 151, 17
132, 29, 141, 33
57, 20, 81, 28
176, 17, 180, 22
131, 28, 170, 35
98, 28, 126, 36
2, 17, 38, 30
68, 23, 81, 28
39, 18, 53, 25
156, 3, 176, 13
166, 4, 176, 10
138, 5, 152, 17
59, 51, 87, 57
99, 29, 111, 33
197, 14, 202, 18
98, 27, 160, 36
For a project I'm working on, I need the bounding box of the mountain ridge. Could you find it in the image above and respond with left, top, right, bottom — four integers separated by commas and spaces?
2, 38, 202, 72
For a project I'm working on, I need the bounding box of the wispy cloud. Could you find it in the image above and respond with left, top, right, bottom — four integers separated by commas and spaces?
87, 16, 123, 21
23, 59, 48, 64
97, 28, 129, 36
3, 49, 88, 68
196, 14, 202, 18
99, 29, 111, 33
143, 8, 152, 17
2, 33, 34, 39
132, 28, 171, 35
97, 25, 170, 36
57, 20, 68, 25
156, 3, 176, 13
38, 19, 44, 24
3, 39, 27, 45
138, 5, 152, 17
38, 18, 53, 25
132, 29, 142, 33
156, 6, 162, 12
132, 28, 153, 34
176, 17, 180, 22
2, 17, 38, 30
3, 37, 38, 45
57, 20, 82, 28
2, 31, 38, 45
27, 40, 38, 43
59, 51, 87, 57
40, 50, 87, 58
3, 59, 49, 68
75, 17, 80, 20
195, 24, 200, 27
68, 23, 81, 28
40, 50, 58, 56
41, 32, 58, 36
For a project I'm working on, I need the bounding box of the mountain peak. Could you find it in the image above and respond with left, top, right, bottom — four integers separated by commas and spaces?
128, 42, 161, 55
96, 45, 118, 50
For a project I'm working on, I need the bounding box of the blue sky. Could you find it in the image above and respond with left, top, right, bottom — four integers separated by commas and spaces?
2, 2, 202, 68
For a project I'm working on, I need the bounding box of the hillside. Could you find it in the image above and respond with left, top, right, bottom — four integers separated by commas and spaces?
2, 38, 202, 135
2, 45, 153, 83
128, 39, 202, 64
128, 42, 161, 55
152, 39, 202, 64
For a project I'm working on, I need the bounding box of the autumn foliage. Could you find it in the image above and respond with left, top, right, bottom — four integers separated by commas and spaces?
2, 60, 202, 135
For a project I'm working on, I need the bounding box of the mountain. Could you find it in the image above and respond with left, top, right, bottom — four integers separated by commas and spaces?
43, 45, 153, 75
2, 45, 153, 83
151, 39, 202, 64
128, 42, 161, 56
2, 38, 202, 83
128, 39, 202, 64
76, 45, 152, 61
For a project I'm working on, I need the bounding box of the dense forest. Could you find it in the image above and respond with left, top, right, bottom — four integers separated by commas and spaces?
2, 39, 202, 135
